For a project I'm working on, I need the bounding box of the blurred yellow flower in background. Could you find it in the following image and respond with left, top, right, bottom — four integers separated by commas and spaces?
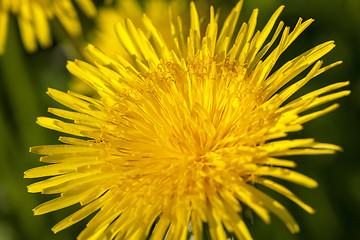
92, 0, 185, 60
0, 0, 96, 54
25, 1, 349, 239
89, 0, 210, 58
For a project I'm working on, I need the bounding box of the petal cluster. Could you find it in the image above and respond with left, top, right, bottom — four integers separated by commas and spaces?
26, 1, 349, 239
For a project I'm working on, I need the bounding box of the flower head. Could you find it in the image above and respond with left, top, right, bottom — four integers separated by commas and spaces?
0, 0, 96, 54
26, 1, 350, 239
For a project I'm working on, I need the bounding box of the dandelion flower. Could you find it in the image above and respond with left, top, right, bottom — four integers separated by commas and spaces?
0, 0, 96, 54
26, 1, 350, 239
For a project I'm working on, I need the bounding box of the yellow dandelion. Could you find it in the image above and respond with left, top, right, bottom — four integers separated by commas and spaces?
0, 0, 96, 54
26, 1, 350, 239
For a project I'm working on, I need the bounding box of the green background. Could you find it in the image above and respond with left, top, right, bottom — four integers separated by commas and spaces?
0, 0, 359, 239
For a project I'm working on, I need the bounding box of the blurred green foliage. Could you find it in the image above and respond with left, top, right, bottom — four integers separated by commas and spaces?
0, 0, 359, 239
